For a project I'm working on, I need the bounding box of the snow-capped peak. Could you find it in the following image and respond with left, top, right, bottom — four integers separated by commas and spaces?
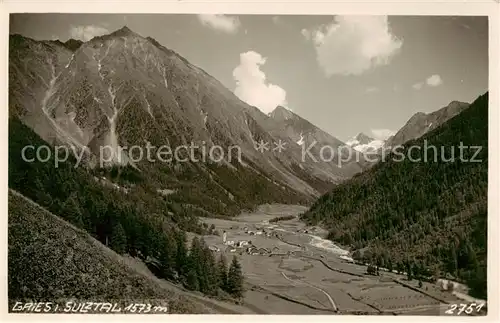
346, 132, 385, 153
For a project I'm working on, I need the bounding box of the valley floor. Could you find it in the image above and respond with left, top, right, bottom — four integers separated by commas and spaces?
192, 204, 482, 315
8, 192, 485, 315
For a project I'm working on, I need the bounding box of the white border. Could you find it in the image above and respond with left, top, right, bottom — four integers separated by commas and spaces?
0, 1, 498, 323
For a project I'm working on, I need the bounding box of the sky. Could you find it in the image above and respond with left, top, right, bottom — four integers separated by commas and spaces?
10, 14, 488, 142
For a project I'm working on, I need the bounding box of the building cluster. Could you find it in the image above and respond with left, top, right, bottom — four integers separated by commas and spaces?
224, 239, 251, 248
205, 224, 284, 256
223, 245, 283, 256
243, 226, 277, 238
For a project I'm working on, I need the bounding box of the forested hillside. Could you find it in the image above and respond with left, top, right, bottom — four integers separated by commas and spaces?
301, 92, 488, 299
8, 117, 243, 299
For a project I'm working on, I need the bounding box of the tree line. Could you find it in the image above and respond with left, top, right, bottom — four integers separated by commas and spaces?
269, 215, 295, 223
302, 92, 488, 299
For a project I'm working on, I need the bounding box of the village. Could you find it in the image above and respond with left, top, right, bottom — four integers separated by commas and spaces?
207, 222, 288, 256
190, 204, 482, 315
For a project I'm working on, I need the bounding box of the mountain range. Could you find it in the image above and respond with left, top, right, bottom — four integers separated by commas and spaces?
345, 100, 471, 156
9, 27, 473, 210
9, 26, 365, 216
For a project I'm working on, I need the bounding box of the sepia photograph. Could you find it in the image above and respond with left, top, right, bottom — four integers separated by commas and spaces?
3, 1, 498, 318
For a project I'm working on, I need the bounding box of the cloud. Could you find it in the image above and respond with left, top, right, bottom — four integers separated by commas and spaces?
301, 28, 311, 40
412, 82, 424, 90
69, 25, 109, 41
302, 16, 402, 76
233, 51, 287, 114
411, 74, 443, 90
371, 129, 395, 140
366, 86, 379, 93
197, 14, 240, 34
426, 74, 443, 87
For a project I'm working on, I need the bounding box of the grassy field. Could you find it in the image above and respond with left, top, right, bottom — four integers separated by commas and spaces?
199, 205, 471, 315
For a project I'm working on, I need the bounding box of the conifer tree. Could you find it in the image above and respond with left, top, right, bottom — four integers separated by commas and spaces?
227, 256, 244, 298
34, 178, 52, 208
217, 254, 228, 291
201, 242, 218, 295
159, 234, 177, 280
61, 193, 84, 228
109, 222, 127, 254
188, 237, 205, 292
185, 267, 199, 291
175, 230, 188, 278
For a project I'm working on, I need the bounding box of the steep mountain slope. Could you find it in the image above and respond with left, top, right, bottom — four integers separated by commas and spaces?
266, 106, 363, 185
386, 100, 469, 148
8, 190, 209, 313
301, 93, 488, 299
9, 27, 362, 214
346, 132, 385, 153
268, 105, 348, 155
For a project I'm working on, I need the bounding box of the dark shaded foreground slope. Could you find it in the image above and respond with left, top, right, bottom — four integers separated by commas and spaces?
8, 190, 212, 314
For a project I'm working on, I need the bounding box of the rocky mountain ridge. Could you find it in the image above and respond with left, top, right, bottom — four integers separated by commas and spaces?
9, 26, 363, 213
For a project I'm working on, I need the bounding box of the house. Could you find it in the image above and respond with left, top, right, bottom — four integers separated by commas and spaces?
246, 246, 259, 255
247, 245, 269, 256
258, 248, 270, 255
236, 240, 250, 247
255, 231, 263, 235
437, 278, 460, 291
225, 240, 235, 246
209, 245, 220, 252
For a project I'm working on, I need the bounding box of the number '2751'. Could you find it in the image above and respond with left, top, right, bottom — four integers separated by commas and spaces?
445, 303, 485, 315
